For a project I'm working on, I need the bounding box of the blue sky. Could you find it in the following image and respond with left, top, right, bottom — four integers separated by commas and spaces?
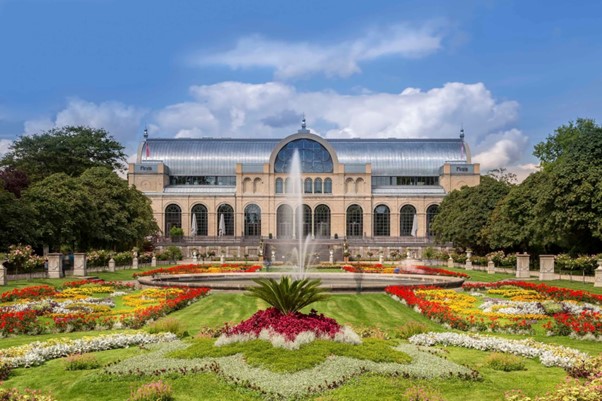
1, 0, 601, 178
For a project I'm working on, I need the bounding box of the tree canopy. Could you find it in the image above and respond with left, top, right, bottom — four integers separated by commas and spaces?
431, 175, 511, 254
1, 126, 126, 182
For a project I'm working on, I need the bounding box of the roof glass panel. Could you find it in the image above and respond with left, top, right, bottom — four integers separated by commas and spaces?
274, 139, 333, 173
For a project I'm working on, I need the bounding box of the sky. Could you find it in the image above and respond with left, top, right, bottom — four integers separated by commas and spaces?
1, 0, 601, 180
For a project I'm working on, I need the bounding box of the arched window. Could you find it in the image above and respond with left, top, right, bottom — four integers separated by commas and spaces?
346, 205, 363, 237
244, 204, 261, 237
324, 178, 332, 194
275, 178, 283, 194
165, 204, 182, 236
191, 204, 208, 236
314, 205, 330, 238
274, 138, 333, 173
426, 204, 439, 237
400, 205, 417, 236
314, 178, 323, 194
277, 204, 293, 238
373, 205, 390, 236
296, 204, 312, 238
304, 178, 313, 194
217, 204, 234, 236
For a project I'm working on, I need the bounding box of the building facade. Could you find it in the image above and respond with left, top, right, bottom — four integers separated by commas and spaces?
128, 125, 480, 251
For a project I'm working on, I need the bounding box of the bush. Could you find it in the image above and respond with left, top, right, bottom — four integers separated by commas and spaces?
350, 325, 391, 340
485, 353, 526, 372
246, 276, 329, 314
397, 321, 430, 339
161, 246, 183, 263
402, 385, 446, 401
129, 380, 173, 401
0, 361, 11, 380
147, 318, 187, 337
65, 353, 101, 370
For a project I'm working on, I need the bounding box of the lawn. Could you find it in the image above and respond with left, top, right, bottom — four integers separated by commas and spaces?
2, 273, 601, 400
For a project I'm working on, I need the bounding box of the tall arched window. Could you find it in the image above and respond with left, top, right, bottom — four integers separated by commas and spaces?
426, 204, 439, 237
296, 204, 312, 238
346, 205, 363, 237
191, 204, 208, 236
165, 204, 182, 236
304, 178, 313, 194
314, 205, 330, 238
277, 204, 293, 238
314, 178, 323, 194
244, 204, 261, 237
217, 204, 234, 236
400, 205, 417, 236
324, 178, 332, 194
373, 205, 390, 236
275, 178, 283, 194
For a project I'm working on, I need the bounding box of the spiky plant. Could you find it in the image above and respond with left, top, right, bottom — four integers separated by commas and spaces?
246, 276, 329, 314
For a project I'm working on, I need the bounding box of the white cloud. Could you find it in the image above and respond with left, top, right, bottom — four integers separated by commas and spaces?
0, 139, 12, 157
196, 23, 444, 79
472, 129, 529, 172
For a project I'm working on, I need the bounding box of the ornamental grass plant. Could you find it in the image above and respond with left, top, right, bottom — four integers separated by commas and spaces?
245, 276, 329, 314
128, 380, 173, 401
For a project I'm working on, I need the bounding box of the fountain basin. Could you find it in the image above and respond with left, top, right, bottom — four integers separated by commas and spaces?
137, 272, 464, 293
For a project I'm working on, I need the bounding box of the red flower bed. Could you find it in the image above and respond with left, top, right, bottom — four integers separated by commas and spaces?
223, 307, 342, 341
385, 285, 532, 333
546, 311, 602, 337
133, 264, 262, 278
397, 265, 468, 278
462, 281, 602, 304
0, 310, 40, 335
1, 286, 56, 302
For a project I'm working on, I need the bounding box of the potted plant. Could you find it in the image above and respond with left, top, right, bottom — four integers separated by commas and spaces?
169, 226, 184, 242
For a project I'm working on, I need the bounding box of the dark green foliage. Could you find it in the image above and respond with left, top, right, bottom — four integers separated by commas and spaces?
431, 176, 511, 253
245, 276, 329, 314
170, 338, 411, 373
0, 188, 36, 249
1, 126, 126, 182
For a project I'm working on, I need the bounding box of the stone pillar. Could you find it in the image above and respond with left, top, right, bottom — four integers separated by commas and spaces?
271, 250, 276, 262
516, 252, 530, 278
487, 260, 496, 274
73, 253, 87, 277
329, 249, 334, 264
539, 255, 555, 281
151, 255, 157, 267
447, 256, 454, 269
47, 253, 64, 279
465, 250, 473, 271
132, 257, 139, 269
594, 260, 602, 288
108, 257, 116, 272
0, 260, 7, 285
220, 254, 225, 264
378, 251, 384, 264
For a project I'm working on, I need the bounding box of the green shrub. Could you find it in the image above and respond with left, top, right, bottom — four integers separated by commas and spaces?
246, 276, 329, 314
129, 380, 173, 401
350, 325, 391, 340
485, 353, 526, 372
541, 301, 563, 315
397, 321, 430, 339
0, 361, 12, 380
65, 353, 101, 370
147, 318, 187, 337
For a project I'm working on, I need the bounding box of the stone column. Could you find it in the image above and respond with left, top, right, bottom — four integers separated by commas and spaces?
465, 250, 473, 271
47, 253, 64, 278
73, 253, 87, 277
329, 249, 334, 264
447, 256, 454, 269
594, 260, 602, 288
0, 260, 7, 285
516, 252, 530, 278
132, 256, 139, 269
108, 257, 116, 272
271, 250, 275, 262
151, 255, 157, 267
539, 255, 555, 281
485, 258, 494, 274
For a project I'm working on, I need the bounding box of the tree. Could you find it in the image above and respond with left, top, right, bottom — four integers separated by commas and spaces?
0, 188, 36, 250
0, 167, 29, 197
23, 173, 92, 252
1, 126, 126, 182
487, 168, 517, 185
431, 176, 510, 253
533, 118, 598, 169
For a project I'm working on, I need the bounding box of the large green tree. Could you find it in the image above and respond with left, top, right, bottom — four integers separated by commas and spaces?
431, 175, 511, 253
1, 126, 126, 182
0, 188, 36, 249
